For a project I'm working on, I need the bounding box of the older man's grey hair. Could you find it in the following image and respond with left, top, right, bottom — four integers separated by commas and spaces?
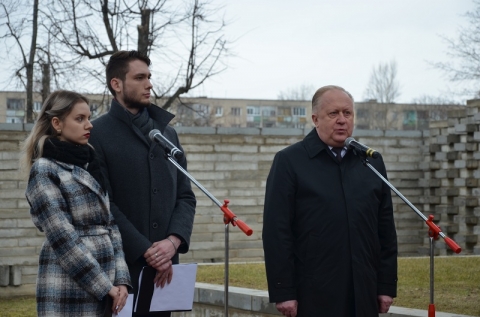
311, 85, 354, 111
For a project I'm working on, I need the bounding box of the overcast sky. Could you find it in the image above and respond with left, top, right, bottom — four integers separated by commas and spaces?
0, 1, 476, 104
187, 0, 476, 103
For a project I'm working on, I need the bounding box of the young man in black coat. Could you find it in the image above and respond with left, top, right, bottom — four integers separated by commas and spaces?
263, 85, 398, 317
90, 51, 196, 316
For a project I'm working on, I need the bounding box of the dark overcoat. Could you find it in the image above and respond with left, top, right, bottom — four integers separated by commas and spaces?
89, 100, 196, 293
262, 129, 398, 317
26, 158, 131, 317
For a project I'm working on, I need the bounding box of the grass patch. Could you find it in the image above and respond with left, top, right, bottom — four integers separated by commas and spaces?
0, 296, 36, 317
1, 256, 479, 316
197, 256, 480, 316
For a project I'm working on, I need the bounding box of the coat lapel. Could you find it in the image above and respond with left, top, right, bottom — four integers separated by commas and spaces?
56, 161, 110, 209
108, 99, 175, 148
303, 129, 328, 159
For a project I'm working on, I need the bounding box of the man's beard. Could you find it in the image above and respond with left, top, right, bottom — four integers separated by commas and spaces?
123, 89, 150, 109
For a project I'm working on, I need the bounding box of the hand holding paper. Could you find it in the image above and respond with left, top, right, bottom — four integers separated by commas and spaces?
135, 263, 198, 313
112, 294, 134, 317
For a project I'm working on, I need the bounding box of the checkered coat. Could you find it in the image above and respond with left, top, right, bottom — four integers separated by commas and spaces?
26, 157, 131, 317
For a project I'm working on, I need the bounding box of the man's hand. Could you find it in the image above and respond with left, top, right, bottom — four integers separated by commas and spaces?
144, 236, 180, 268
378, 295, 393, 313
153, 260, 173, 288
144, 236, 181, 288
276, 300, 298, 317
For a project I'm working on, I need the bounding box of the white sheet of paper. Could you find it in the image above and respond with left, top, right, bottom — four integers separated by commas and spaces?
134, 263, 198, 312
113, 293, 134, 317
150, 263, 198, 311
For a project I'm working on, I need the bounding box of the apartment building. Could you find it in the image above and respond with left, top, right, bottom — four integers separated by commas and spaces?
168, 96, 463, 131
0, 91, 463, 131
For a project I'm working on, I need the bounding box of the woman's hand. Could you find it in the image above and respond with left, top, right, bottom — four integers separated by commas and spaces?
109, 285, 129, 314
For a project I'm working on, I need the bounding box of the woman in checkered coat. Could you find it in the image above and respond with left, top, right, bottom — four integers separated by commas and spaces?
21, 90, 131, 316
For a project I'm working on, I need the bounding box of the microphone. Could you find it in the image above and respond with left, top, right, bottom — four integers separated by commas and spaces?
149, 129, 184, 160
344, 137, 380, 159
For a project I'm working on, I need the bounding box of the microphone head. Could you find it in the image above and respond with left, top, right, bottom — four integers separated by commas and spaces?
149, 129, 161, 141
344, 137, 355, 148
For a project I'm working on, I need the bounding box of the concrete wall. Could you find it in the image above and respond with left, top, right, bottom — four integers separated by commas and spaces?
0, 124, 38, 297
175, 126, 429, 263
419, 100, 480, 255
0, 115, 478, 297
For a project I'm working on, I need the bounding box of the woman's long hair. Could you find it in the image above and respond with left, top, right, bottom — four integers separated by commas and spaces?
20, 90, 89, 174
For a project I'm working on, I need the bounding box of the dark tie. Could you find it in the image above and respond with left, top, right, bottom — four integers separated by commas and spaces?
332, 147, 343, 162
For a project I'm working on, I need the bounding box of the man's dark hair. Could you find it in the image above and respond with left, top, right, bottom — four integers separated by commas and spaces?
106, 50, 151, 96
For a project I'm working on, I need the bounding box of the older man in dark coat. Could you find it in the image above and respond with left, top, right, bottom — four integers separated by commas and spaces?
263, 85, 398, 317
90, 51, 196, 316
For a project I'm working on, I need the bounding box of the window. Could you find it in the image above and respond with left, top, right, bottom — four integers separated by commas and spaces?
6, 117, 22, 123
193, 104, 209, 118
231, 108, 241, 116
247, 106, 260, 115
417, 111, 429, 130
6, 99, 25, 123
262, 108, 276, 116
278, 107, 291, 116
7, 99, 24, 110
33, 102, 42, 112
215, 106, 223, 117
356, 109, 370, 118
293, 107, 306, 117
403, 111, 416, 130
90, 103, 99, 116
176, 104, 192, 117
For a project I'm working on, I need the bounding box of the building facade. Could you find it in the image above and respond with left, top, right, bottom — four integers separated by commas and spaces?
0, 91, 463, 130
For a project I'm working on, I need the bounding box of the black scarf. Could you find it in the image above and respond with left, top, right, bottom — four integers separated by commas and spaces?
129, 107, 154, 143
42, 138, 107, 192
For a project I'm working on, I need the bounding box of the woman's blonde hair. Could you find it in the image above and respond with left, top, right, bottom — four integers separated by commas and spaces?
20, 90, 89, 173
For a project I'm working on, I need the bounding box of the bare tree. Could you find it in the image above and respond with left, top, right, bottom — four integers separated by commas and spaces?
363, 60, 401, 103
0, 0, 39, 123
44, 0, 228, 111
411, 95, 461, 105
433, 1, 480, 98
409, 95, 463, 123
170, 99, 217, 127
277, 84, 316, 101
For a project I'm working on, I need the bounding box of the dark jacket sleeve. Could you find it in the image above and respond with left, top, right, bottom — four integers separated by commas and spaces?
91, 138, 153, 264
262, 151, 298, 303
375, 158, 398, 297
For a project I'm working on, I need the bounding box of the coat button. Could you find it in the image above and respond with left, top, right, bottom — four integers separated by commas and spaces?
152, 222, 158, 229
149, 153, 154, 159
152, 188, 158, 194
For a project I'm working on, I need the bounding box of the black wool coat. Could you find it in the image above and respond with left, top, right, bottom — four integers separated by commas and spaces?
89, 100, 196, 293
262, 129, 397, 317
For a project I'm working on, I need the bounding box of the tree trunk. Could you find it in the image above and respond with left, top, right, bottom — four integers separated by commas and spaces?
42, 63, 50, 102
162, 87, 187, 110
137, 9, 151, 57
26, 0, 39, 123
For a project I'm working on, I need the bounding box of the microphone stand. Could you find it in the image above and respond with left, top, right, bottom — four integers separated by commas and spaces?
163, 151, 253, 317
358, 155, 461, 317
